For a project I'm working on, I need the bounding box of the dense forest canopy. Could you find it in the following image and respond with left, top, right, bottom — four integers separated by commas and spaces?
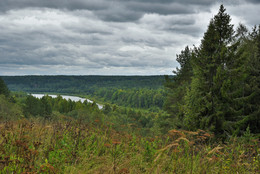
1, 75, 165, 92
164, 5, 260, 137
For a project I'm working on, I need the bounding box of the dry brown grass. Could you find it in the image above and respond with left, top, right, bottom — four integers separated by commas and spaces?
0, 119, 259, 173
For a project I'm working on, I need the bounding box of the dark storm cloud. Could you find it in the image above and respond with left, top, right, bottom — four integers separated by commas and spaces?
247, 0, 260, 3
128, 0, 216, 5
95, 8, 143, 22
0, 0, 259, 75
0, 0, 251, 23
0, 0, 109, 11
0, 0, 222, 22
127, 2, 193, 15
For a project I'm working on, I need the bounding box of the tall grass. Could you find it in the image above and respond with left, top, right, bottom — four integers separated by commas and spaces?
0, 117, 259, 173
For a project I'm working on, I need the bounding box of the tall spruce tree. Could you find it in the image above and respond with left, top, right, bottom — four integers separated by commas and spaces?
184, 5, 235, 136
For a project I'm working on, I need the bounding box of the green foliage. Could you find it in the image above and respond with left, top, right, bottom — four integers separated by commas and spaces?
0, 72, 259, 173
143, 140, 156, 162
95, 88, 165, 109
164, 46, 193, 129
23, 95, 53, 117
2, 75, 164, 93
0, 77, 10, 97
164, 5, 260, 138
1, 76, 165, 110
0, 119, 258, 173
185, 5, 235, 136
236, 26, 260, 134
103, 103, 112, 114
0, 95, 22, 120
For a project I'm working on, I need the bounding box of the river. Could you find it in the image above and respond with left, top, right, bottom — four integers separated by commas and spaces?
31, 94, 103, 109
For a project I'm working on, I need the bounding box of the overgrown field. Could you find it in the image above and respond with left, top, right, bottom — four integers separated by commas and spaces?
0, 117, 259, 174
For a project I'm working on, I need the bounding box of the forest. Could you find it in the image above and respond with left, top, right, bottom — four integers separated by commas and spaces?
0, 5, 259, 173
2, 75, 166, 110
164, 5, 260, 137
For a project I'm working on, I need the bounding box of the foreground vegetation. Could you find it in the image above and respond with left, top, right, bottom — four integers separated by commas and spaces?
0, 118, 259, 173
0, 76, 259, 173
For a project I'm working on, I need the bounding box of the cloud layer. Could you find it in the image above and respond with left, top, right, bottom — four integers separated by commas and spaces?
0, 0, 259, 75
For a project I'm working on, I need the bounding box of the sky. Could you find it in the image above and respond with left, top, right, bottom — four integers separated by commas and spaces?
0, 0, 259, 75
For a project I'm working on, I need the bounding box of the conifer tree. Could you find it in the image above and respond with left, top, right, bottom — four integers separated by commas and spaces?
184, 5, 235, 135
41, 96, 52, 116
235, 26, 260, 134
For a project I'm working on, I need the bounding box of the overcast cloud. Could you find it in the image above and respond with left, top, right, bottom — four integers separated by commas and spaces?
0, 0, 259, 75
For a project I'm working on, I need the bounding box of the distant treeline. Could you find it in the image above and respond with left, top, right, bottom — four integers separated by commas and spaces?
1, 75, 166, 109
2, 76, 165, 91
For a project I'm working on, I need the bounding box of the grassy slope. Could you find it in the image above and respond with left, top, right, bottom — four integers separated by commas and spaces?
1, 117, 259, 173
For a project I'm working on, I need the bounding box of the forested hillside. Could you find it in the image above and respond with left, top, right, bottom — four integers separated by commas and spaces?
2, 75, 164, 92
1, 76, 166, 109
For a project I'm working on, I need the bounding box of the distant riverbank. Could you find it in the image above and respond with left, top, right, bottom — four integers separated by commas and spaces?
31, 94, 103, 109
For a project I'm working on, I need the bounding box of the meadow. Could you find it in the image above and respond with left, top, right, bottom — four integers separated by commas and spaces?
0, 117, 259, 173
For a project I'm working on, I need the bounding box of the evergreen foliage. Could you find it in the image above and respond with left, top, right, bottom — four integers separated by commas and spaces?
164, 46, 192, 129
185, 5, 235, 135
235, 26, 260, 134
164, 5, 260, 137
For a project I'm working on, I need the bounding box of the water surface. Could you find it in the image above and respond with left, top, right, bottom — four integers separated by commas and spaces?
31, 94, 103, 109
